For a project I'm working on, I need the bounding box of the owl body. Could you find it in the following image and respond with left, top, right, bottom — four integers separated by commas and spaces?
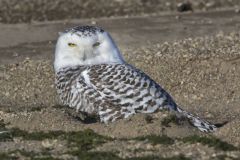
54, 26, 218, 132
56, 64, 177, 123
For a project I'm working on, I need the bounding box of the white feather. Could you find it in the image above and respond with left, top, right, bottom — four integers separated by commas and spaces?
81, 70, 91, 86
54, 30, 124, 72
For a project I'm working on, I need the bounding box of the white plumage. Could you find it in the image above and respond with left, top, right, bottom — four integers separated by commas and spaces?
54, 26, 218, 132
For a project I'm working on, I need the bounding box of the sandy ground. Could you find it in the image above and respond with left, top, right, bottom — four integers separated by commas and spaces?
0, 9, 240, 160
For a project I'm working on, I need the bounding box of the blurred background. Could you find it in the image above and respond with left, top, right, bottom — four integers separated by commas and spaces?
1, 0, 240, 23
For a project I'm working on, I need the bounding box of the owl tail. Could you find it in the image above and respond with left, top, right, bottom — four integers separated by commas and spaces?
175, 106, 220, 132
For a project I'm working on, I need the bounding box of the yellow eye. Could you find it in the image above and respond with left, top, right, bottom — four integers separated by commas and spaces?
68, 43, 77, 47
93, 42, 100, 47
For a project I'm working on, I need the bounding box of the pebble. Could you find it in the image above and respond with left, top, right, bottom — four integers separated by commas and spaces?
177, 2, 193, 12
41, 139, 58, 149
235, 8, 240, 13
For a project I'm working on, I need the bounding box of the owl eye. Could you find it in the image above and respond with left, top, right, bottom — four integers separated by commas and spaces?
68, 43, 77, 47
93, 42, 100, 47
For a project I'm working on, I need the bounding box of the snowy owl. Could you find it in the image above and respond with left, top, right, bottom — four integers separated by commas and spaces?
54, 26, 218, 132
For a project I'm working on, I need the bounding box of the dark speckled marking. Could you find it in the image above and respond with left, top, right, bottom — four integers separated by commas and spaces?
64, 26, 105, 37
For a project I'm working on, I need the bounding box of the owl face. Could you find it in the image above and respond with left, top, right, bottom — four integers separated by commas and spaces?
54, 26, 124, 71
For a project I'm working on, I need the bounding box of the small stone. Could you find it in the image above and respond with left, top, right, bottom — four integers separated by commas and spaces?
146, 144, 153, 150
206, 2, 215, 8
91, 20, 96, 25
165, 2, 171, 7
175, 15, 181, 20
235, 8, 240, 13
5, 92, 10, 97
144, 115, 153, 123
42, 139, 57, 149
177, 2, 193, 12
12, 52, 19, 57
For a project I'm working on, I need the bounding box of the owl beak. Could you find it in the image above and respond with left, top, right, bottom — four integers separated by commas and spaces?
82, 52, 87, 61
81, 48, 95, 61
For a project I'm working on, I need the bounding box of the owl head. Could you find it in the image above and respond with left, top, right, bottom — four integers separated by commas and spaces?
54, 26, 124, 71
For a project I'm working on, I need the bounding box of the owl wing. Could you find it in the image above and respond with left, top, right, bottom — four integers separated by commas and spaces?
83, 64, 177, 122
